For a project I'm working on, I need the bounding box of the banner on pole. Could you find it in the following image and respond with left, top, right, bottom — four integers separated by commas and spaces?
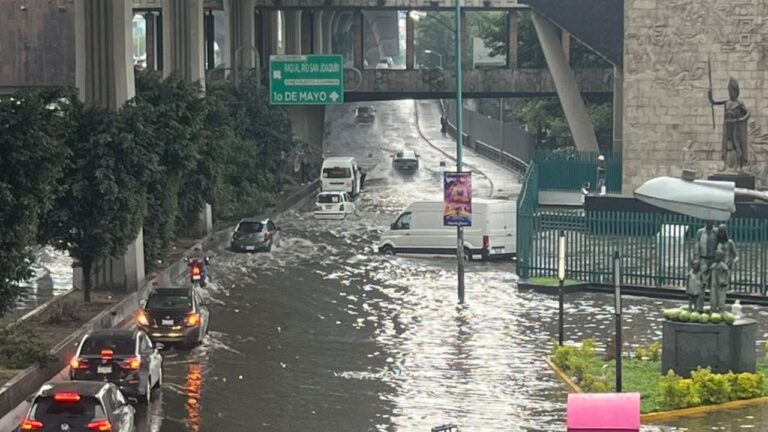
443, 172, 472, 227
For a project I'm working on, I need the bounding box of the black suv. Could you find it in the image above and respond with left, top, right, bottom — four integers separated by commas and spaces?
70, 329, 163, 404
137, 287, 210, 349
355, 106, 376, 123
20, 381, 135, 431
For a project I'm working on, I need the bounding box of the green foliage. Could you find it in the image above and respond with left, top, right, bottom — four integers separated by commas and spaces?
634, 341, 661, 361
731, 371, 764, 400
691, 367, 732, 405
473, 11, 507, 58
0, 89, 75, 315
0, 325, 55, 368
39, 103, 146, 302
414, 12, 457, 69
516, 12, 545, 69
660, 370, 701, 409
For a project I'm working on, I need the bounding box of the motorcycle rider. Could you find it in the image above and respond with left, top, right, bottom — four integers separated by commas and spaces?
186, 243, 210, 286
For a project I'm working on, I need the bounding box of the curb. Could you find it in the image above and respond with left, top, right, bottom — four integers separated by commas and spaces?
544, 357, 582, 393
0, 181, 321, 427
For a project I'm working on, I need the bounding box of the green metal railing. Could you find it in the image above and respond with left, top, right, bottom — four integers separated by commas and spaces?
517, 208, 768, 293
534, 150, 622, 193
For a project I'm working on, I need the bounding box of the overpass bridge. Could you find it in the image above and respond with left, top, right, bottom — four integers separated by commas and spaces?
0, 0, 621, 294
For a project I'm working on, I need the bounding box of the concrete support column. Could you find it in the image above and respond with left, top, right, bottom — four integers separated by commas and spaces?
228, 0, 257, 71
145, 12, 158, 70
162, 0, 205, 87
301, 10, 313, 54
507, 12, 518, 69
313, 11, 324, 54
405, 12, 414, 70
285, 11, 302, 54
322, 11, 334, 54
74, 0, 145, 293
461, 11, 471, 70
353, 10, 364, 69
266, 11, 282, 55
613, 66, 623, 154
288, 106, 326, 152
561, 30, 571, 63
531, 13, 599, 152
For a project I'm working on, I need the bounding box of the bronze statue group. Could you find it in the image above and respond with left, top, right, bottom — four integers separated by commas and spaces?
687, 223, 739, 313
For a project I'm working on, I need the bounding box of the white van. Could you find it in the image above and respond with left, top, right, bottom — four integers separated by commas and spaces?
321, 157, 361, 196
378, 199, 516, 260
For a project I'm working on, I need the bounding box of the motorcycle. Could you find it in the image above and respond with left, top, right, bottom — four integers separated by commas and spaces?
185, 257, 210, 288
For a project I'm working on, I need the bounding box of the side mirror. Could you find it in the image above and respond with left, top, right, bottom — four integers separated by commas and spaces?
126, 397, 139, 405
183, 257, 189, 263
155, 342, 165, 351
416, 154, 421, 158
139, 299, 146, 308
25, 395, 34, 403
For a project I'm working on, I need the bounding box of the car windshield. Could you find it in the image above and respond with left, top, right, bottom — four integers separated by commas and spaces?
237, 221, 264, 233
396, 151, 416, 159
80, 336, 134, 355
318, 194, 342, 204
147, 291, 191, 310
357, 107, 371, 114
30, 396, 105, 428
323, 167, 351, 178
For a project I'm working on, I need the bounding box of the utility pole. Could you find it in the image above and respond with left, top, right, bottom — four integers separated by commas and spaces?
455, 0, 465, 303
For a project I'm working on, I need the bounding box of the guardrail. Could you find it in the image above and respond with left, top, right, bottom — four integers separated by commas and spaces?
475, 140, 529, 174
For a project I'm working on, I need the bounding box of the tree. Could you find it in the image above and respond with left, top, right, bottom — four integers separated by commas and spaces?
516, 12, 546, 68
474, 11, 507, 58
40, 104, 146, 303
0, 89, 74, 315
414, 12, 456, 69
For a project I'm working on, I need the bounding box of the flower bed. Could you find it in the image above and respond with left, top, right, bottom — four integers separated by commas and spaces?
550, 339, 768, 413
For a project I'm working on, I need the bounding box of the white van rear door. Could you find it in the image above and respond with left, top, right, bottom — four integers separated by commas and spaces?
487, 204, 515, 255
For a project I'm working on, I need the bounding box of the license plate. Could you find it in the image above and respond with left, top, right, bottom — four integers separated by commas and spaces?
97, 365, 112, 374
325, 205, 332, 209
245, 245, 256, 251
162, 319, 174, 326
493, 247, 504, 252
192, 275, 201, 281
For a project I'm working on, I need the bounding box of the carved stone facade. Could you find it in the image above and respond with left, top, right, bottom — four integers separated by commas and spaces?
623, 0, 768, 192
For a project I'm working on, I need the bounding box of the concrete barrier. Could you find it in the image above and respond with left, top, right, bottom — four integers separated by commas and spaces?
0, 181, 321, 429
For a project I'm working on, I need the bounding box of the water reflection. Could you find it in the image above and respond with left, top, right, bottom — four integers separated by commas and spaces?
184, 361, 204, 432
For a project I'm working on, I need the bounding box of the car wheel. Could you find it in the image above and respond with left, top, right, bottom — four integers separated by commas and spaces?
381, 245, 395, 256
463, 247, 472, 262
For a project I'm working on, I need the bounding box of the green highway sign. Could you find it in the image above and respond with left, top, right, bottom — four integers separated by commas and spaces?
269, 54, 344, 105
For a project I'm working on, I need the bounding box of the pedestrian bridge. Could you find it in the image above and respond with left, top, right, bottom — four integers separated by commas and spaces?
343, 68, 612, 101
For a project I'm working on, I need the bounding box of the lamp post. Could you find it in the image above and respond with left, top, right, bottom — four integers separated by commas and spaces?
455, 0, 465, 303
613, 250, 623, 392
558, 230, 566, 345
424, 50, 444, 69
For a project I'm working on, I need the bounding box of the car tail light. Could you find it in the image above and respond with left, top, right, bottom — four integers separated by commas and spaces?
186, 312, 201, 327
483, 235, 489, 250
87, 420, 113, 431
70, 357, 89, 369
101, 349, 113, 360
21, 419, 44, 430
191, 265, 201, 276
120, 356, 141, 371
137, 310, 150, 326
54, 393, 81, 402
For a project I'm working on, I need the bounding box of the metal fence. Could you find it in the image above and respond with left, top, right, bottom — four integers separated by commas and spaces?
535, 150, 622, 193
517, 206, 768, 294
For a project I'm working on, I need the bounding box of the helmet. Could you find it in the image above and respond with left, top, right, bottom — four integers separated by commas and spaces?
193, 243, 202, 251
597, 155, 605, 161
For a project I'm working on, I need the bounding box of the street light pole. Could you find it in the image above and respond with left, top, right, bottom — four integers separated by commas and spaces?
455, 0, 465, 303
424, 50, 444, 69
558, 230, 566, 345
614, 251, 623, 392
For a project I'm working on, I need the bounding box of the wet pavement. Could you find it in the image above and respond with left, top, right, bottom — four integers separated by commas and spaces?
125, 100, 768, 431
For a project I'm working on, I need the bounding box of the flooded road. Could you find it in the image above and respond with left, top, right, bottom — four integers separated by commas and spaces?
133, 100, 768, 432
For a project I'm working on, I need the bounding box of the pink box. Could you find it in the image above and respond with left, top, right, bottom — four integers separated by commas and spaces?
567, 393, 641, 431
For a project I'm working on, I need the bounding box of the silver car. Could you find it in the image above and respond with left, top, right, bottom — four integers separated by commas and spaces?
230, 218, 281, 252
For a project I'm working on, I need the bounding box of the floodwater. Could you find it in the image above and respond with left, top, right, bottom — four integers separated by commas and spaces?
123, 100, 768, 431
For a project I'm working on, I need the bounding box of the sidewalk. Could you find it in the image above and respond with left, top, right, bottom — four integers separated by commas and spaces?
415, 100, 522, 200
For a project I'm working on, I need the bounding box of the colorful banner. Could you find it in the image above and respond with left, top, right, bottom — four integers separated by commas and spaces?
443, 172, 472, 227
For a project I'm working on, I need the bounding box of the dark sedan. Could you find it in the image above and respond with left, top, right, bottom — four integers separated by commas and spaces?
137, 287, 210, 349
392, 150, 420, 173
230, 218, 281, 252
69, 329, 163, 404
355, 106, 376, 123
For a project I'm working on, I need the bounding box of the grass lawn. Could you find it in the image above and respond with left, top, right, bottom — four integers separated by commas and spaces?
574, 356, 768, 413
528, 276, 582, 287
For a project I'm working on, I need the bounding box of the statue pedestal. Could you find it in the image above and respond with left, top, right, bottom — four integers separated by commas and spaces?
661, 318, 756, 378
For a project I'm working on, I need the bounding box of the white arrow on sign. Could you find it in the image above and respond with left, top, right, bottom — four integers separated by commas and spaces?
329, 91, 339, 102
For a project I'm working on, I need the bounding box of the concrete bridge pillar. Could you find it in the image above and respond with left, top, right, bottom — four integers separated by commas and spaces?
322, 11, 334, 54
284, 11, 302, 54
531, 12, 598, 152
353, 10, 363, 69
405, 12, 414, 70
227, 0, 257, 72
74, 0, 145, 293
162, 0, 205, 88
507, 12, 518, 69
313, 11, 324, 54
301, 10, 313, 54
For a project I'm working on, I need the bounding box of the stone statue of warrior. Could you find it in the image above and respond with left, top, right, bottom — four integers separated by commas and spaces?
708, 78, 750, 172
